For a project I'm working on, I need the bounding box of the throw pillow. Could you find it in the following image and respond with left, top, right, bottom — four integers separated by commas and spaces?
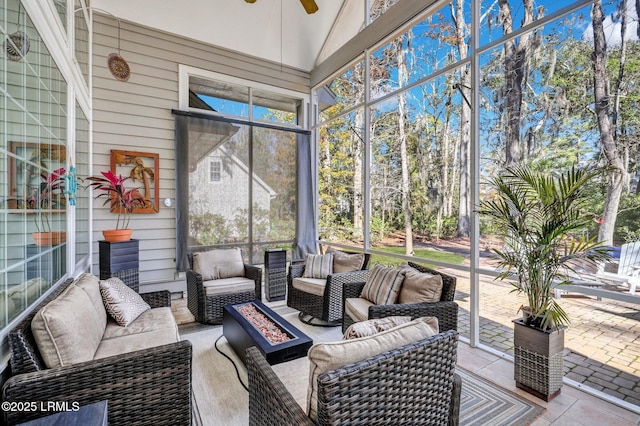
302, 253, 334, 279
327, 248, 365, 273
192, 248, 245, 280
100, 277, 151, 327
343, 316, 412, 340
360, 264, 406, 305
398, 268, 443, 304
306, 316, 440, 421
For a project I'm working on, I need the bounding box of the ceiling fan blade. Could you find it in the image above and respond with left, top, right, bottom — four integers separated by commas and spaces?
300, 0, 318, 14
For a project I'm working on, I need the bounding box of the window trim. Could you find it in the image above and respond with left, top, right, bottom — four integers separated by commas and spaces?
209, 160, 221, 183
178, 64, 310, 130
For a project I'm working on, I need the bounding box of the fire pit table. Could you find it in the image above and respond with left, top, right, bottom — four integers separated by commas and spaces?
223, 300, 313, 365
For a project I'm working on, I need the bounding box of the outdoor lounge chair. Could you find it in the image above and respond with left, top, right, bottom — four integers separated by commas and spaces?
595, 241, 640, 294
247, 329, 461, 426
342, 262, 459, 333
287, 250, 371, 325
187, 247, 262, 324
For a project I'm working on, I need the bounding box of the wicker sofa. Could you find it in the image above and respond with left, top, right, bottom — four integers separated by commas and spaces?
2, 274, 192, 425
342, 262, 459, 333
186, 247, 262, 325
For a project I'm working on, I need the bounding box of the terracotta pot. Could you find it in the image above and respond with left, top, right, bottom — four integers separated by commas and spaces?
32, 231, 67, 246
102, 229, 133, 242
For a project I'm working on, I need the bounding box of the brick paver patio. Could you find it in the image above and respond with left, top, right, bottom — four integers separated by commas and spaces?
443, 267, 640, 406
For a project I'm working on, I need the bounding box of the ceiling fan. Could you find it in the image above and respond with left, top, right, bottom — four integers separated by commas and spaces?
244, 0, 318, 14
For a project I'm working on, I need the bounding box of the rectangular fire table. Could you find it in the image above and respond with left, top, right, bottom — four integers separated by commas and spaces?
223, 300, 313, 365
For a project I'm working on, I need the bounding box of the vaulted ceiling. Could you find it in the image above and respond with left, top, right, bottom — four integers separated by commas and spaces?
92, 0, 365, 72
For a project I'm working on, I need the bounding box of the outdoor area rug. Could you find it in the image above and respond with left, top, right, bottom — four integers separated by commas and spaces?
456, 367, 544, 425
182, 311, 544, 425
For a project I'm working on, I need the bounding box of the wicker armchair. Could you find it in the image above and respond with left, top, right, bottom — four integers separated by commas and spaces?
287, 252, 371, 324
187, 247, 262, 325
247, 330, 461, 426
342, 262, 459, 333
3, 279, 192, 426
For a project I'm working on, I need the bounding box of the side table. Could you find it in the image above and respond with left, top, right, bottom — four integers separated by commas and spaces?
265, 249, 287, 301
99, 239, 139, 291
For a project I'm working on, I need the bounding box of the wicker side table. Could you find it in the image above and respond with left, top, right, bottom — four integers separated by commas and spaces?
265, 249, 287, 301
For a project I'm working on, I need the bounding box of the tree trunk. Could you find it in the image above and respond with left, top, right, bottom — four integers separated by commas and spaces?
453, 0, 471, 237
398, 36, 413, 255
353, 109, 364, 240
613, 0, 630, 191
499, 0, 534, 167
441, 77, 453, 218
592, 0, 624, 245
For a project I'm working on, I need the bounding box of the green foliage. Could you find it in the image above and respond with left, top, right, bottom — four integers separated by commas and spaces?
189, 213, 231, 245
370, 216, 390, 244
478, 165, 611, 329
613, 194, 640, 243
421, 216, 458, 240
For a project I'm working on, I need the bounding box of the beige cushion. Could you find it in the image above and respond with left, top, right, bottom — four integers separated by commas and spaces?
102, 307, 179, 340
0, 291, 8, 324
398, 269, 443, 304
343, 316, 412, 340
7, 278, 47, 311
344, 297, 374, 322
360, 264, 405, 305
95, 326, 180, 360
306, 316, 440, 421
327, 248, 365, 273
302, 254, 333, 279
193, 248, 245, 280
31, 284, 104, 368
203, 277, 255, 296
74, 273, 108, 331
291, 277, 326, 297
100, 278, 151, 327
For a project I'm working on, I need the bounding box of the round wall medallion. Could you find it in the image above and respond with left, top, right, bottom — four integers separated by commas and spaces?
107, 53, 131, 82
5, 31, 30, 61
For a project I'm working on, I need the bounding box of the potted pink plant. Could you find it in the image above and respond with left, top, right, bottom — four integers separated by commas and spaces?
85, 170, 146, 242
30, 167, 67, 245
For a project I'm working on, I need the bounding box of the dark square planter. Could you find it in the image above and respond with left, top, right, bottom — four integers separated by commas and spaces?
99, 240, 139, 292
513, 318, 565, 401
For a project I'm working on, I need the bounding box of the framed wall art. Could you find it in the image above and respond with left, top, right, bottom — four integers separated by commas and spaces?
8, 141, 67, 211
110, 150, 159, 213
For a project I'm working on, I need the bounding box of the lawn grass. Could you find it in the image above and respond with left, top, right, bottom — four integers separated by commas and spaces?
369, 246, 465, 267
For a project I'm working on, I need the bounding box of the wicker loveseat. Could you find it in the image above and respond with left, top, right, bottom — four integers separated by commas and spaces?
342, 261, 459, 333
248, 328, 461, 426
187, 247, 262, 325
287, 250, 371, 324
2, 275, 192, 426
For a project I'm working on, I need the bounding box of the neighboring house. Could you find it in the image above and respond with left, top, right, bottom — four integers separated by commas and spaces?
189, 145, 276, 238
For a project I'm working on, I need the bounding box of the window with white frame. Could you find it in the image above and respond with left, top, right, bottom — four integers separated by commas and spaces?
209, 161, 221, 182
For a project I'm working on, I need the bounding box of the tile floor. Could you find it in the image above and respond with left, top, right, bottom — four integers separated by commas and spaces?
172, 298, 640, 425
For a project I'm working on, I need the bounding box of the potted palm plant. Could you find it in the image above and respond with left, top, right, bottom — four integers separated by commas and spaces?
29, 167, 67, 246
85, 170, 146, 242
478, 165, 610, 401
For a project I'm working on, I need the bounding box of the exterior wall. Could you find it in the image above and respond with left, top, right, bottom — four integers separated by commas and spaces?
92, 15, 310, 288
189, 150, 274, 234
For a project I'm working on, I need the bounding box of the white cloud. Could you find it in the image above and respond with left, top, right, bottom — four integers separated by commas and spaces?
582, 0, 639, 46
